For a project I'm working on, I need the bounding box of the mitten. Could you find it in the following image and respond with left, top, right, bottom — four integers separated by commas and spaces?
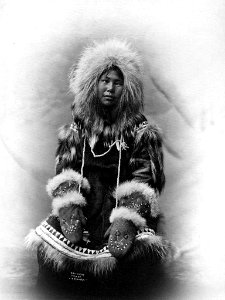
58, 204, 86, 244
108, 181, 160, 258
105, 218, 137, 259
46, 169, 90, 244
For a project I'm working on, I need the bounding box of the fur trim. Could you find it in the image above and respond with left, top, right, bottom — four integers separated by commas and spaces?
24, 229, 42, 250
69, 39, 144, 138
128, 232, 174, 263
25, 221, 175, 277
52, 191, 86, 216
110, 207, 146, 228
38, 241, 117, 276
115, 180, 160, 217
115, 180, 156, 199
46, 169, 90, 197
35, 220, 118, 276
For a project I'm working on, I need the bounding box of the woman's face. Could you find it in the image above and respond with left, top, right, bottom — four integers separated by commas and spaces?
97, 69, 124, 108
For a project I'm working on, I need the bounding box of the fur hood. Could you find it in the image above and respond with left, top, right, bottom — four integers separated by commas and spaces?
69, 39, 144, 138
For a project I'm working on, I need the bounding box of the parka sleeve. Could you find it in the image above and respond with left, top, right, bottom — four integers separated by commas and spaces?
46, 122, 90, 216
130, 121, 165, 193
110, 121, 165, 231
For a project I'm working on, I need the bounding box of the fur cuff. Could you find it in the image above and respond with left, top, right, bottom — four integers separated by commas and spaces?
110, 207, 146, 228
52, 190, 86, 216
46, 169, 90, 198
115, 180, 160, 217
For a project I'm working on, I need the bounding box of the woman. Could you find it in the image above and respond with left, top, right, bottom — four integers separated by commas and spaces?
26, 39, 173, 295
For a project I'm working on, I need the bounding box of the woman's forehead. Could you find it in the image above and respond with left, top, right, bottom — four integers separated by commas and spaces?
100, 68, 124, 81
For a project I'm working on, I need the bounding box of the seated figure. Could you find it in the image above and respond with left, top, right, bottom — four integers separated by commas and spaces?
26, 39, 175, 295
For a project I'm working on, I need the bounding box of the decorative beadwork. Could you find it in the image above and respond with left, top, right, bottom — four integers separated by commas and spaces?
119, 192, 151, 217
61, 219, 81, 234
122, 201, 150, 217
52, 181, 79, 197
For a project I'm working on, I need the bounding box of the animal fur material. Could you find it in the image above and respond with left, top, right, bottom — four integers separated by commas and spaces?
46, 169, 90, 197
110, 206, 146, 228
69, 39, 144, 138
132, 122, 165, 193
25, 220, 174, 277
115, 180, 160, 217
52, 190, 86, 216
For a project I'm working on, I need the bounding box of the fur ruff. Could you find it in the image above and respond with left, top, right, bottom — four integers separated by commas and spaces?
46, 169, 90, 197
115, 180, 160, 217
52, 191, 86, 216
110, 207, 146, 228
69, 39, 144, 139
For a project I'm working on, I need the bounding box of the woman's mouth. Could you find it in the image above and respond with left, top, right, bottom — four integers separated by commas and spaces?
104, 95, 114, 99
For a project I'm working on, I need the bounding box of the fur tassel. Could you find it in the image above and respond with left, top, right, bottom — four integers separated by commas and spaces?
52, 191, 86, 215
110, 207, 146, 228
115, 180, 160, 217
46, 169, 90, 197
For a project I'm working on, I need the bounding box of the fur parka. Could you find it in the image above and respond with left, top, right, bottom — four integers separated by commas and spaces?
25, 40, 173, 285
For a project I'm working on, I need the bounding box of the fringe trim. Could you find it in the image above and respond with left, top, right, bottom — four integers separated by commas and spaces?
40, 242, 117, 276
46, 169, 90, 197
110, 207, 146, 228
52, 191, 86, 216
114, 180, 160, 217
25, 228, 117, 276
25, 225, 176, 277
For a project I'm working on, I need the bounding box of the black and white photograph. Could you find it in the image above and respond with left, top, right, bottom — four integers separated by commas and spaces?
0, 0, 225, 299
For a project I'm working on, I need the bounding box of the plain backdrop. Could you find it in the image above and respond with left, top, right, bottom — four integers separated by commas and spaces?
0, 0, 225, 299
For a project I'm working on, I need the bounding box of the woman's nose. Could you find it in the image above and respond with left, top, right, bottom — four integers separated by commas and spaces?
107, 82, 114, 91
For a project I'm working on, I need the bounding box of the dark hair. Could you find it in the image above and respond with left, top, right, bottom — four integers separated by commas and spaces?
99, 65, 124, 81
